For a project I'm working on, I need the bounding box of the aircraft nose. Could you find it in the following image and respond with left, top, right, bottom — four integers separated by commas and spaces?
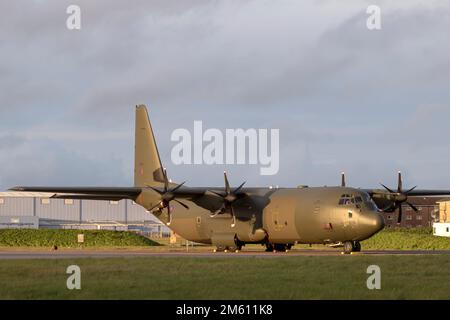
373, 213, 385, 232
359, 212, 385, 238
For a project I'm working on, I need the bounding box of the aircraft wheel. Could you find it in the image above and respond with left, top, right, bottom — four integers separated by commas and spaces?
265, 243, 274, 252
353, 241, 361, 252
343, 241, 353, 254
274, 244, 288, 252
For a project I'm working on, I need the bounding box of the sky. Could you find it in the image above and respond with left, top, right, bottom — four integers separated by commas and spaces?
1, 0, 450, 190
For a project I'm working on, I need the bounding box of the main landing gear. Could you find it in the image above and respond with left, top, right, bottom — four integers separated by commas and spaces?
343, 241, 361, 254
213, 244, 243, 253
265, 243, 293, 253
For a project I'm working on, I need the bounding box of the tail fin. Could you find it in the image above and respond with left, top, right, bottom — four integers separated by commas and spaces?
134, 105, 165, 187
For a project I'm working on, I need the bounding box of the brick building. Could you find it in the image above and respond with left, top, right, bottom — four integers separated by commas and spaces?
382, 197, 443, 228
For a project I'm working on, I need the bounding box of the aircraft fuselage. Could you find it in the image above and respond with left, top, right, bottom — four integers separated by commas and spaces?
137, 186, 385, 248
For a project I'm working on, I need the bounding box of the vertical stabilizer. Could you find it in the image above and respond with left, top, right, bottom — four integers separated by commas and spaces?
134, 105, 165, 187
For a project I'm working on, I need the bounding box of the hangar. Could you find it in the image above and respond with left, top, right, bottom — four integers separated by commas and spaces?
0, 192, 170, 235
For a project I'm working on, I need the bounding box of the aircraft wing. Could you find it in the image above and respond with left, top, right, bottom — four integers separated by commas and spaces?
7, 185, 236, 212
8, 186, 143, 201
363, 189, 450, 197
362, 188, 450, 211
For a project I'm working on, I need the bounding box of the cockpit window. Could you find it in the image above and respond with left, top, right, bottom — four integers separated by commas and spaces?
360, 192, 379, 211
339, 194, 364, 207
361, 193, 371, 202
365, 199, 378, 211
338, 194, 354, 206
338, 192, 378, 210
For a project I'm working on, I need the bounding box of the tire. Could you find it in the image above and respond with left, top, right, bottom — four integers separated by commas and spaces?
343, 241, 353, 254
274, 244, 288, 252
353, 241, 361, 252
265, 243, 274, 252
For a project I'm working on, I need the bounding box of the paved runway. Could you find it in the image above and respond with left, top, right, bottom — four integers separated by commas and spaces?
1, 249, 450, 259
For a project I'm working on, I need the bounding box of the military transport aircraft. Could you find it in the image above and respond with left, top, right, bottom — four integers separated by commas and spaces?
10, 105, 450, 253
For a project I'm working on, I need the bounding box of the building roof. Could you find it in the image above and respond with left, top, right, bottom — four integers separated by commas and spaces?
0, 192, 55, 198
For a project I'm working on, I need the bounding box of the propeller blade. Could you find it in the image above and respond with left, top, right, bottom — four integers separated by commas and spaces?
148, 201, 163, 212
170, 181, 186, 193
230, 205, 236, 228
166, 203, 172, 226
174, 199, 189, 210
404, 186, 417, 195
341, 172, 346, 187
397, 205, 403, 224
163, 168, 169, 192
407, 202, 419, 212
397, 171, 403, 193
209, 211, 219, 218
381, 183, 395, 194
210, 190, 226, 198
233, 181, 246, 194
224, 171, 231, 195
148, 186, 164, 195
382, 203, 396, 212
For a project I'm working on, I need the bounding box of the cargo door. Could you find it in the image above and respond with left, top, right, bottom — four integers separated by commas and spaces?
264, 190, 300, 242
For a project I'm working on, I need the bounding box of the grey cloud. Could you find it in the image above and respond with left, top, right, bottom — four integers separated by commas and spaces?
1, 1, 450, 190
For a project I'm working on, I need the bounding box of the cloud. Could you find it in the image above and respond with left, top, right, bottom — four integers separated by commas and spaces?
1, 1, 450, 190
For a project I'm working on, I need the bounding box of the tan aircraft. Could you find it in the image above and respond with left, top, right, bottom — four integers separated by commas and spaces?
10, 105, 450, 253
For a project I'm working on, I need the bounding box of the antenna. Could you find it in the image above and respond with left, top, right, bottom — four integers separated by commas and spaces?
341, 172, 346, 187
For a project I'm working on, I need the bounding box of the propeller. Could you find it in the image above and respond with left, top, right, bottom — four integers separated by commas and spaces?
341, 172, 346, 187
380, 171, 418, 224
210, 171, 246, 228
148, 168, 189, 226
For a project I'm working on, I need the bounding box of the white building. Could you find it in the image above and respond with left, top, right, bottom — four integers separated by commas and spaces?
0, 192, 169, 235
433, 200, 450, 237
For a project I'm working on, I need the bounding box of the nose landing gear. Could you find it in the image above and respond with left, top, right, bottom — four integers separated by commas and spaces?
343, 241, 361, 254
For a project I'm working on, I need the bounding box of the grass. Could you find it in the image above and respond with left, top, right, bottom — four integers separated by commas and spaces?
0, 255, 450, 300
292, 227, 450, 251
0, 229, 159, 248
361, 227, 450, 250
1, 227, 449, 250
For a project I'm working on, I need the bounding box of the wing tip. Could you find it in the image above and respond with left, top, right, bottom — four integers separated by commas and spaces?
8, 186, 24, 191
